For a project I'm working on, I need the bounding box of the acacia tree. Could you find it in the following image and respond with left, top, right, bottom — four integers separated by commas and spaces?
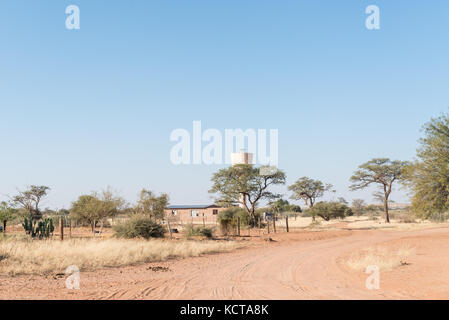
288, 177, 333, 221
209, 164, 286, 226
0, 201, 18, 233
70, 195, 100, 233
13, 185, 50, 219
350, 158, 409, 223
135, 189, 169, 220
404, 113, 449, 217
70, 188, 124, 234
97, 189, 125, 233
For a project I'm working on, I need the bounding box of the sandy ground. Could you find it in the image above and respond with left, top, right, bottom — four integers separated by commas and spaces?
2, 225, 449, 300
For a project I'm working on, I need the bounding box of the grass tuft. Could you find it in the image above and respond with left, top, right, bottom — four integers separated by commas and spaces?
346, 245, 415, 271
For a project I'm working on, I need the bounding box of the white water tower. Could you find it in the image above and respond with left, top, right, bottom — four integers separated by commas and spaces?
231, 152, 253, 208
231, 152, 253, 166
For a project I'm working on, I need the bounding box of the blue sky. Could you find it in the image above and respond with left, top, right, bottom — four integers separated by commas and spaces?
0, 1, 448, 209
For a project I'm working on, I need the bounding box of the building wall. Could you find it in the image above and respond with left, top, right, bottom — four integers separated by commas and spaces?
164, 207, 228, 225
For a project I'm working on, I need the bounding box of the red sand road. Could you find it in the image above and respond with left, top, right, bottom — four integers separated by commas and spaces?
2, 227, 449, 300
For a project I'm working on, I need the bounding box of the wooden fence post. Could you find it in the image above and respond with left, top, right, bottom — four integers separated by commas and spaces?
286, 216, 289, 232
267, 217, 270, 234
59, 216, 64, 241
167, 218, 173, 240
273, 214, 276, 233
237, 217, 240, 236
202, 213, 205, 228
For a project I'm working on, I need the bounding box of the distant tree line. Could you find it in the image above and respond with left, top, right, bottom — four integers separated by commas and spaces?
1, 111, 448, 234
209, 110, 449, 223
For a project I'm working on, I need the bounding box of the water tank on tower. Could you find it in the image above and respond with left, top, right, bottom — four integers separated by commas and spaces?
231, 152, 254, 166
231, 152, 253, 208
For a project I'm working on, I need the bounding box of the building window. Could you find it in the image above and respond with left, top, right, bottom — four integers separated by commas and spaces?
191, 210, 199, 217
213, 209, 218, 215
171, 210, 177, 216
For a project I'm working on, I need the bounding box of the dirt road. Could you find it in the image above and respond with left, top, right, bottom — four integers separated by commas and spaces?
2, 227, 449, 300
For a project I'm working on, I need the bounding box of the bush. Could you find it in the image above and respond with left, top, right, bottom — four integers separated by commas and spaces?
428, 212, 449, 223
113, 215, 165, 239
217, 207, 248, 235
366, 204, 383, 214
301, 209, 313, 217
389, 211, 416, 223
309, 202, 350, 221
351, 199, 366, 216
308, 220, 321, 228
185, 225, 214, 238
398, 215, 416, 223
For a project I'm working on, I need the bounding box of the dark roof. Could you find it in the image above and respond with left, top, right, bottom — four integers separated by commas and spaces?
167, 205, 219, 209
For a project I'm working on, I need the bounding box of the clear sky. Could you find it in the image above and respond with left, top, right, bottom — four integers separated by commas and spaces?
0, 1, 448, 209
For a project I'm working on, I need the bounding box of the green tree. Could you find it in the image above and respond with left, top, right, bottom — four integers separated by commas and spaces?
135, 189, 169, 220
404, 113, 449, 217
350, 158, 409, 223
70, 188, 124, 234
209, 164, 286, 225
70, 194, 100, 232
288, 177, 333, 221
269, 199, 301, 216
0, 201, 18, 233
97, 188, 125, 233
269, 199, 290, 214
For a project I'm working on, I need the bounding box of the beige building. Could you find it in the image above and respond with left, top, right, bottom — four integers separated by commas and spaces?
165, 205, 227, 224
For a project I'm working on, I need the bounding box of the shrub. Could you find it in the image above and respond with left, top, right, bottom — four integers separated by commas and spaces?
351, 199, 366, 216
344, 207, 354, 217
301, 209, 313, 217
428, 212, 449, 223
308, 220, 321, 228
366, 204, 383, 214
113, 215, 165, 239
217, 207, 248, 235
398, 214, 416, 223
309, 202, 350, 221
186, 225, 214, 238
389, 211, 416, 223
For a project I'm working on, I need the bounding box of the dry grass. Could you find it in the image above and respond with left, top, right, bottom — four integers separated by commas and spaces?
275, 217, 339, 229
346, 218, 449, 231
0, 237, 241, 276
346, 245, 415, 271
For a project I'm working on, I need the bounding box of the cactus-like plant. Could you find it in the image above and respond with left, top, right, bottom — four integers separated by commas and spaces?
23, 214, 54, 239
23, 213, 38, 237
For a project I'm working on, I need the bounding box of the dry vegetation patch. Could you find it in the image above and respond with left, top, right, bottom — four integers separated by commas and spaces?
0, 237, 242, 275
346, 245, 415, 271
